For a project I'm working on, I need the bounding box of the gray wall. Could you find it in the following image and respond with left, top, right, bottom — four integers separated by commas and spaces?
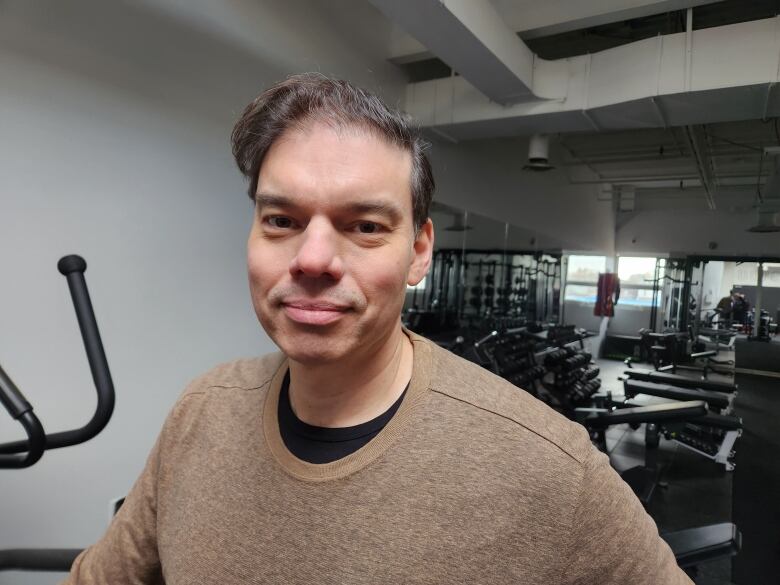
428, 138, 617, 254
615, 190, 780, 257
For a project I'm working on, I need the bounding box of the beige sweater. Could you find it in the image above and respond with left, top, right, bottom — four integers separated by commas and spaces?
63, 330, 692, 585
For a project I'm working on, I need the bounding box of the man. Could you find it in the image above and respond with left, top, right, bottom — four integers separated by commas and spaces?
716, 291, 735, 320
64, 74, 691, 584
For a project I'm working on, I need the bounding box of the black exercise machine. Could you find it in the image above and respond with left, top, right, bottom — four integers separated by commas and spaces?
580, 399, 708, 504
577, 399, 741, 577
623, 367, 738, 394
1, 255, 115, 572
621, 371, 742, 470
662, 523, 742, 580
623, 379, 735, 415
632, 329, 732, 378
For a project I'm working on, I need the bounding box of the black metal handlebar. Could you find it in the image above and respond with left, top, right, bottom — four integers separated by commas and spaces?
0, 548, 84, 572
0, 255, 115, 467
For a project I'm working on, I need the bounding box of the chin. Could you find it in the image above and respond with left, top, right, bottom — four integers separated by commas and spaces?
280, 338, 349, 365
262, 318, 348, 362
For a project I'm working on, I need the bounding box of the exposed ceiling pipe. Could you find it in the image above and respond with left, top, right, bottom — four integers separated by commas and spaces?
567, 172, 773, 185
682, 125, 717, 210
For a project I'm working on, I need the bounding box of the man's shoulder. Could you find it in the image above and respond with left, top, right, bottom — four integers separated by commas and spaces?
179, 351, 286, 399
422, 337, 591, 465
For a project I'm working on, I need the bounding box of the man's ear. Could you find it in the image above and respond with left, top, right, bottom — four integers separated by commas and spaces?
408, 218, 434, 286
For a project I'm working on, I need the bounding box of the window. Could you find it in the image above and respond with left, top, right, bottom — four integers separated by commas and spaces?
617, 256, 662, 307
566, 255, 606, 283
564, 255, 606, 303
732, 262, 780, 288
617, 256, 657, 284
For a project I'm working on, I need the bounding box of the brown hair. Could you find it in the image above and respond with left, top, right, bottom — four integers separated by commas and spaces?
231, 73, 434, 232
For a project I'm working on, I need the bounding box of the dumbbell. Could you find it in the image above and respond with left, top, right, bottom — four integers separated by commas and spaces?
512, 365, 547, 387
561, 353, 589, 371
525, 365, 546, 380
582, 367, 600, 381
568, 379, 601, 402
544, 349, 569, 367
556, 369, 585, 386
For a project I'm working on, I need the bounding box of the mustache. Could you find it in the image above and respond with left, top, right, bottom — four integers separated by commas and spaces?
268, 285, 364, 309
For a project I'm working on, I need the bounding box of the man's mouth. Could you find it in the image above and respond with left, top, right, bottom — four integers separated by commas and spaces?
281, 300, 350, 326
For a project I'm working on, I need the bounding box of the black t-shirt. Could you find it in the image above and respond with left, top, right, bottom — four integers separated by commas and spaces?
278, 371, 408, 464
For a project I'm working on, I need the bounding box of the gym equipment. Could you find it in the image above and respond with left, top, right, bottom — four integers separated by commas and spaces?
662, 523, 741, 579
632, 328, 730, 378
410, 248, 563, 350
622, 368, 738, 394
673, 413, 743, 471
1, 255, 116, 572
580, 397, 742, 576
0, 255, 114, 468
580, 397, 709, 504
623, 379, 735, 414
620, 373, 742, 470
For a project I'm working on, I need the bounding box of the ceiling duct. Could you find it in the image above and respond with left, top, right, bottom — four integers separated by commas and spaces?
523, 134, 554, 172
748, 170, 780, 233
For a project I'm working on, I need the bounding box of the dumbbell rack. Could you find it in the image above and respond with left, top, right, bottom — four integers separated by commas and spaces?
540, 346, 602, 411
467, 327, 600, 414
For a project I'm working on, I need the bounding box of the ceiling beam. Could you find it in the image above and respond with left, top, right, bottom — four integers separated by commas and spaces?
388, 0, 720, 60
512, 0, 719, 39
370, 0, 537, 104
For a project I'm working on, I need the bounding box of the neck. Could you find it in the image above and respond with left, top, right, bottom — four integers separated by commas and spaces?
287, 326, 413, 428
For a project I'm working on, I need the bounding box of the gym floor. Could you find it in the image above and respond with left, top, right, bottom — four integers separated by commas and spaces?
595, 356, 739, 585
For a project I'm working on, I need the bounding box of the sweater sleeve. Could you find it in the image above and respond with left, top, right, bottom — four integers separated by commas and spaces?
59, 408, 175, 585
560, 446, 694, 585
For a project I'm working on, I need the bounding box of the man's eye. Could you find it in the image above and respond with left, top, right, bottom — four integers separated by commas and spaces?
267, 216, 293, 228
357, 222, 380, 234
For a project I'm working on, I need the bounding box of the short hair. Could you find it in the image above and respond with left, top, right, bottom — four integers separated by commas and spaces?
231, 73, 435, 232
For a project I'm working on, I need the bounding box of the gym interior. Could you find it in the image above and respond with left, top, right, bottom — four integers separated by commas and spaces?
2, 1, 780, 584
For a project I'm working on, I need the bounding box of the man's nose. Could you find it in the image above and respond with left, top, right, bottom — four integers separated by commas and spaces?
289, 218, 345, 280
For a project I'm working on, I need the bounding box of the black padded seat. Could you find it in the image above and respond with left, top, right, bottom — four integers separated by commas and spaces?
624, 380, 730, 411
661, 523, 741, 568
623, 369, 737, 393
585, 401, 707, 429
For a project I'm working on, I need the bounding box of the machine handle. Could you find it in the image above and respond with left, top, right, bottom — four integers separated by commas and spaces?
0, 410, 46, 468
0, 255, 115, 459
0, 548, 83, 571
585, 400, 708, 429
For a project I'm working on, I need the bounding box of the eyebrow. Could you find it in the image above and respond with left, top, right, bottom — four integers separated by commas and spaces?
255, 192, 404, 224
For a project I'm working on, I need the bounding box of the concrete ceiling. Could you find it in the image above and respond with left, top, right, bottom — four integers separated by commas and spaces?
558, 119, 779, 206
385, 0, 720, 59
368, 0, 780, 222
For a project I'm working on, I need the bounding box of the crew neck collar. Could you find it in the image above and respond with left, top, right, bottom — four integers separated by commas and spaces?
262, 328, 433, 482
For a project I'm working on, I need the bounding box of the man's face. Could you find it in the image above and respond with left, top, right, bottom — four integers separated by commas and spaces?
247, 121, 433, 364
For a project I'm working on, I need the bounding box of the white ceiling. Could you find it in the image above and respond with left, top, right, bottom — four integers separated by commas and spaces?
489, 0, 717, 38
386, 0, 719, 58
369, 0, 780, 217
